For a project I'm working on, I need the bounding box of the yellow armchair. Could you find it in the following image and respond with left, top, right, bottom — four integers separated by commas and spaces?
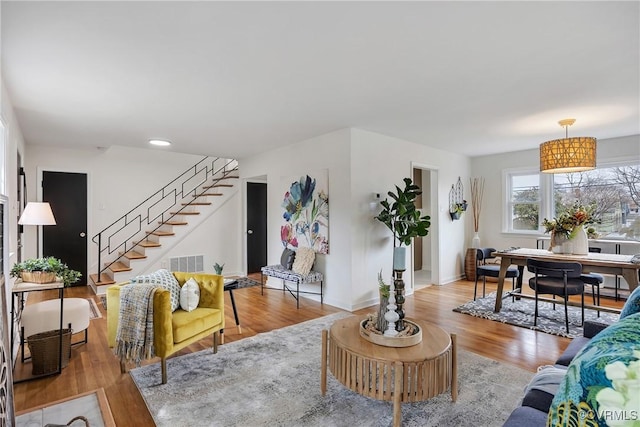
107, 272, 225, 384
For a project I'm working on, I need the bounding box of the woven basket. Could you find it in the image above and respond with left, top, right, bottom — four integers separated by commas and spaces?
27, 328, 72, 375
21, 271, 57, 284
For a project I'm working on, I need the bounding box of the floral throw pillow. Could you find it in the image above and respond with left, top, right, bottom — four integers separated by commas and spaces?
547, 312, 640, 426
130, 269, 181, 312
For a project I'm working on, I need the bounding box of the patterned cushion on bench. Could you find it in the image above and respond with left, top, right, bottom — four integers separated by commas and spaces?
261, 264, 323, 284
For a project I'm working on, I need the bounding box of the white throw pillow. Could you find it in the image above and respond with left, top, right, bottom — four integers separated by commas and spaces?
180, 277, 200, 312
292, 247, 316, 276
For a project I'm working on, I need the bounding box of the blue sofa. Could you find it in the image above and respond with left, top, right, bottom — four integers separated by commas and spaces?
503, 286, 640, 426
502, 321, 608, 426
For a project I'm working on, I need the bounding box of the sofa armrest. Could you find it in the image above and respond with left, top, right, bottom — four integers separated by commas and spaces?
106, 284, 124, 348
153, 288, 173, 357
107, 282, 173, 352
583, 320, 611, 338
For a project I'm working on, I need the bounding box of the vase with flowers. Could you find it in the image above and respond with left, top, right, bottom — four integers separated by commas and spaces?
542, 202, 599, 255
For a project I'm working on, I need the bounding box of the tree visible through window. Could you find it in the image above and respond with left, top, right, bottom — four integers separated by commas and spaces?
554, 165, 640, 240
509, 173, 540, 231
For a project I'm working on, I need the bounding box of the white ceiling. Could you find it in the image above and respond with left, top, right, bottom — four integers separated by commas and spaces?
2, 1, 639, 159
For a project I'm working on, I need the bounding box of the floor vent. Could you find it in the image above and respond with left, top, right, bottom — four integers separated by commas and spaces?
169, 255, 204, 273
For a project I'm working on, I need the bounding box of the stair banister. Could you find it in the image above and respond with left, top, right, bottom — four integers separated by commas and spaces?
91, 156, 237, 283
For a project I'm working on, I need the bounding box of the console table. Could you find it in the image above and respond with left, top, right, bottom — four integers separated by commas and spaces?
321, 316, 457, 427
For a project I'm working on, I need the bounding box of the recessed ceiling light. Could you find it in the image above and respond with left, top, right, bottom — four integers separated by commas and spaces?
149, 139, 171, 146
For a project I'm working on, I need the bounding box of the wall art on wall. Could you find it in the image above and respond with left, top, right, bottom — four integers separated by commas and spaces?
280, 171, 329, 254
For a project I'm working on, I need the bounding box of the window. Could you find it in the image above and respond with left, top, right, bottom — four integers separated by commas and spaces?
505, 162, 640, 240
553, 165, 640, 239
506, 172, 540, 232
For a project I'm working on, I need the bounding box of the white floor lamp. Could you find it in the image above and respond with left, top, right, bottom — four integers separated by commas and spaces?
18, 202, 56, 258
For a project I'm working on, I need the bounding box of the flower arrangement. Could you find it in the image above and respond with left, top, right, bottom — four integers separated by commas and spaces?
542, 202, 600, 239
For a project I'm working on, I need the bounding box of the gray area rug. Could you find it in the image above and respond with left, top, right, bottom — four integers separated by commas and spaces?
131, 312, 532, 427
453, 292, 619, 338
234, 276, 261, 289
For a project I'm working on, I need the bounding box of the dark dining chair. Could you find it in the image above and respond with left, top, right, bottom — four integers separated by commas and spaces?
527, 258, 585, 334
475, 248, 519, 301
581, 247, 604, 317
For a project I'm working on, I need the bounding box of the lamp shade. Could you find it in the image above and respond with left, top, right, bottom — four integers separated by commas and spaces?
18, 202, 56, 225
540, 136, 597, 174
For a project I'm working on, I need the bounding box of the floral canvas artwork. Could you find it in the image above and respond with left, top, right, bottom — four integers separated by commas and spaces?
281, 172, 329, 254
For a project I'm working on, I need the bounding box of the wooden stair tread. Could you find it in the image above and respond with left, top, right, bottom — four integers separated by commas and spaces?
182, 202, 212, 206
199, 192, 223, 196
212, 184, 233, 187
109, 261, 132, 273
160, 220, 188, 226
169, 211, 200, 215
148, 230, 175, 236
123, 251, 146, 260
90, 273, 115, 286
136, 240, 161, 247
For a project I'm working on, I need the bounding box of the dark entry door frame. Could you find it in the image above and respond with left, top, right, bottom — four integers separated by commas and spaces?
37, 167, 90, 286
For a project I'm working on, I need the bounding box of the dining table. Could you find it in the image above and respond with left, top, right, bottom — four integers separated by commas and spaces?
493, 248, 640, 312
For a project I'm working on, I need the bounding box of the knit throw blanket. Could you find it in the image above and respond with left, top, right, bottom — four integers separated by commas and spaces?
114, 283, 158, 365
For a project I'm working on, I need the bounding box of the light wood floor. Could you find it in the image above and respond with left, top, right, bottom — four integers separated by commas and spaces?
12, 277, 624, 426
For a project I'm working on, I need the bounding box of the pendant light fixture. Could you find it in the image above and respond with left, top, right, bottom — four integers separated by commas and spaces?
539, 119, 597, 174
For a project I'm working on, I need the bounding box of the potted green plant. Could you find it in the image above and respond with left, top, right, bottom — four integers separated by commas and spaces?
375, 177, 432, 269
375, 178, 431, 332
449, 203, 464, 220
213, 262, 225, 275
10, 257, 81, 286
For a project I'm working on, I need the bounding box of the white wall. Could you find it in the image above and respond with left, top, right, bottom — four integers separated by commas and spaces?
1, 84, 25, 267
240, 127, 471, 311
240, 129, 353, 309
350, 129, 470, 309
471, 134, 640, 253
23, 145, 243, 278
1, 78, 28, 376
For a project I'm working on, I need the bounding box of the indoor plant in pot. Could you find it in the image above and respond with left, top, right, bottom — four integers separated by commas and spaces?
375, 177, 431, 332
10, 256, 81, 286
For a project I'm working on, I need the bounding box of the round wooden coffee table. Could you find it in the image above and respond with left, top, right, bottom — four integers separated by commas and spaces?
321, 316, 457, 427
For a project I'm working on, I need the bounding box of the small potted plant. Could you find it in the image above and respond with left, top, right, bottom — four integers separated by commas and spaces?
213, 262, 225, 275
10, 257, 81, 286
449, 203, 464, 220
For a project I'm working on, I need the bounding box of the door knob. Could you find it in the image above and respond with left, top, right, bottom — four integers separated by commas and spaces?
80, 232, 86, 238
247, 230, 254, 235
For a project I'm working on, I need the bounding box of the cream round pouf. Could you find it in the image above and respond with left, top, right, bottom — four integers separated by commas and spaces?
22, 298, 90, 337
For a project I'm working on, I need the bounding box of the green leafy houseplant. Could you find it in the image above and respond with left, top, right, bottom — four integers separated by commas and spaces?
375, 178, 431, 248
10, 257, 81, 287
213, 262, 225, 275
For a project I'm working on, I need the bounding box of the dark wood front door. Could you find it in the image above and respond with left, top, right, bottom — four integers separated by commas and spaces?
246, 182, 267, 274
42, 171, 88, 286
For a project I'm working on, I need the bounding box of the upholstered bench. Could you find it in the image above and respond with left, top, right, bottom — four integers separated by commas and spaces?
260, 264, 324, 308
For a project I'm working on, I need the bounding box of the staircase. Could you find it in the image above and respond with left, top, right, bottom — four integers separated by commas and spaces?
90, 157, 239, 295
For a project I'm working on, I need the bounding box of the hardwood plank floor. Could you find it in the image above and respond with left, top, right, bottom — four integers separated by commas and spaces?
12, 277, 623, 426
